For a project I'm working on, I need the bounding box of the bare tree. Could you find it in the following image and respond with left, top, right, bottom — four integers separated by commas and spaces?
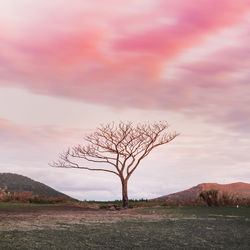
51, 121, 179, 207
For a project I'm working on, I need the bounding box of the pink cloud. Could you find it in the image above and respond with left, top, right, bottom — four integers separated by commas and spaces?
0, 0, 250, 131
0, 118, 82, 147
114, 0, 250, 53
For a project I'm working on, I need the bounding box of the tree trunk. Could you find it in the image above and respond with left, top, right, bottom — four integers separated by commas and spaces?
121, 180, 129, 208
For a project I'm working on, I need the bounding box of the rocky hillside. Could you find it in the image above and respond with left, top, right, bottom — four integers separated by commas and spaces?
154, 182, 250, 201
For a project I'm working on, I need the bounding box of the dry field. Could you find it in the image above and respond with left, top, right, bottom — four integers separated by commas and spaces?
0, 203, 250, 249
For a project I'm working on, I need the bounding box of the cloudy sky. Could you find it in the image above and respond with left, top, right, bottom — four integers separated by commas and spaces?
0, 0, 250, 200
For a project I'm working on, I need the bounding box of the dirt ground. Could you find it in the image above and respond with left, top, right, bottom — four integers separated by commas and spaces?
1, 204, 250, 249
0, 204, 163, 231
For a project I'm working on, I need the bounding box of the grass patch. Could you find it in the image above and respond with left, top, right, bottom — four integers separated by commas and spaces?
1, 216, 250, 249
145, 206, 250, 218
0, 202, 53, 209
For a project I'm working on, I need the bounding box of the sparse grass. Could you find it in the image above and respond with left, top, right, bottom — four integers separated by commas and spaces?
0, 204, 249, 249
145, 206, 250, 219
0, 214, 249, 249
0, 202, 51, 209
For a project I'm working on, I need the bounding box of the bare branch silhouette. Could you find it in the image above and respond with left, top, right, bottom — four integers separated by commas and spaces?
51, 121, 179, 207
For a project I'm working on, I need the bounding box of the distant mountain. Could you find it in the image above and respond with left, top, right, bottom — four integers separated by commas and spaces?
0, 173, 72, 199
153, 182, 250, 201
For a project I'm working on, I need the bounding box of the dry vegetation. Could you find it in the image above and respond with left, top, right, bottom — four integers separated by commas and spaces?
0, 186, 69, 204
1, 185, 250, 208
199, 189, 250, 207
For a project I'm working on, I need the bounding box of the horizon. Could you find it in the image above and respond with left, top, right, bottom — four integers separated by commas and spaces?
1, 172, 250, 201
0, 0, 250, 201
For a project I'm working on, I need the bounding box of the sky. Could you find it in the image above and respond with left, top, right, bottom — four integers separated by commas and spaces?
0, 0, 250, 201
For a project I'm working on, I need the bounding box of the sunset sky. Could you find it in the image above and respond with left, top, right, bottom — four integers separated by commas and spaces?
0, 0, 250, 200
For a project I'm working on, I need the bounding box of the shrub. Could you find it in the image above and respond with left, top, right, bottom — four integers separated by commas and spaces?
199, 189, 250, 207
199, 189, 219, 206
0, 185, 68, 204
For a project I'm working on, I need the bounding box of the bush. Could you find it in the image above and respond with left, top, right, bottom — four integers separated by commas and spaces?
199, 189, 250, 207
0, 185, 68, 204
199, 189, 219, 206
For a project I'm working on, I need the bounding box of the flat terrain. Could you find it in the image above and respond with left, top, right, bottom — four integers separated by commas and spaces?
0, 203, 250, 249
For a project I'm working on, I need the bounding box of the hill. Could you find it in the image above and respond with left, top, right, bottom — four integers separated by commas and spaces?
0, 173, 72, 199
153, 182, 250, 201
